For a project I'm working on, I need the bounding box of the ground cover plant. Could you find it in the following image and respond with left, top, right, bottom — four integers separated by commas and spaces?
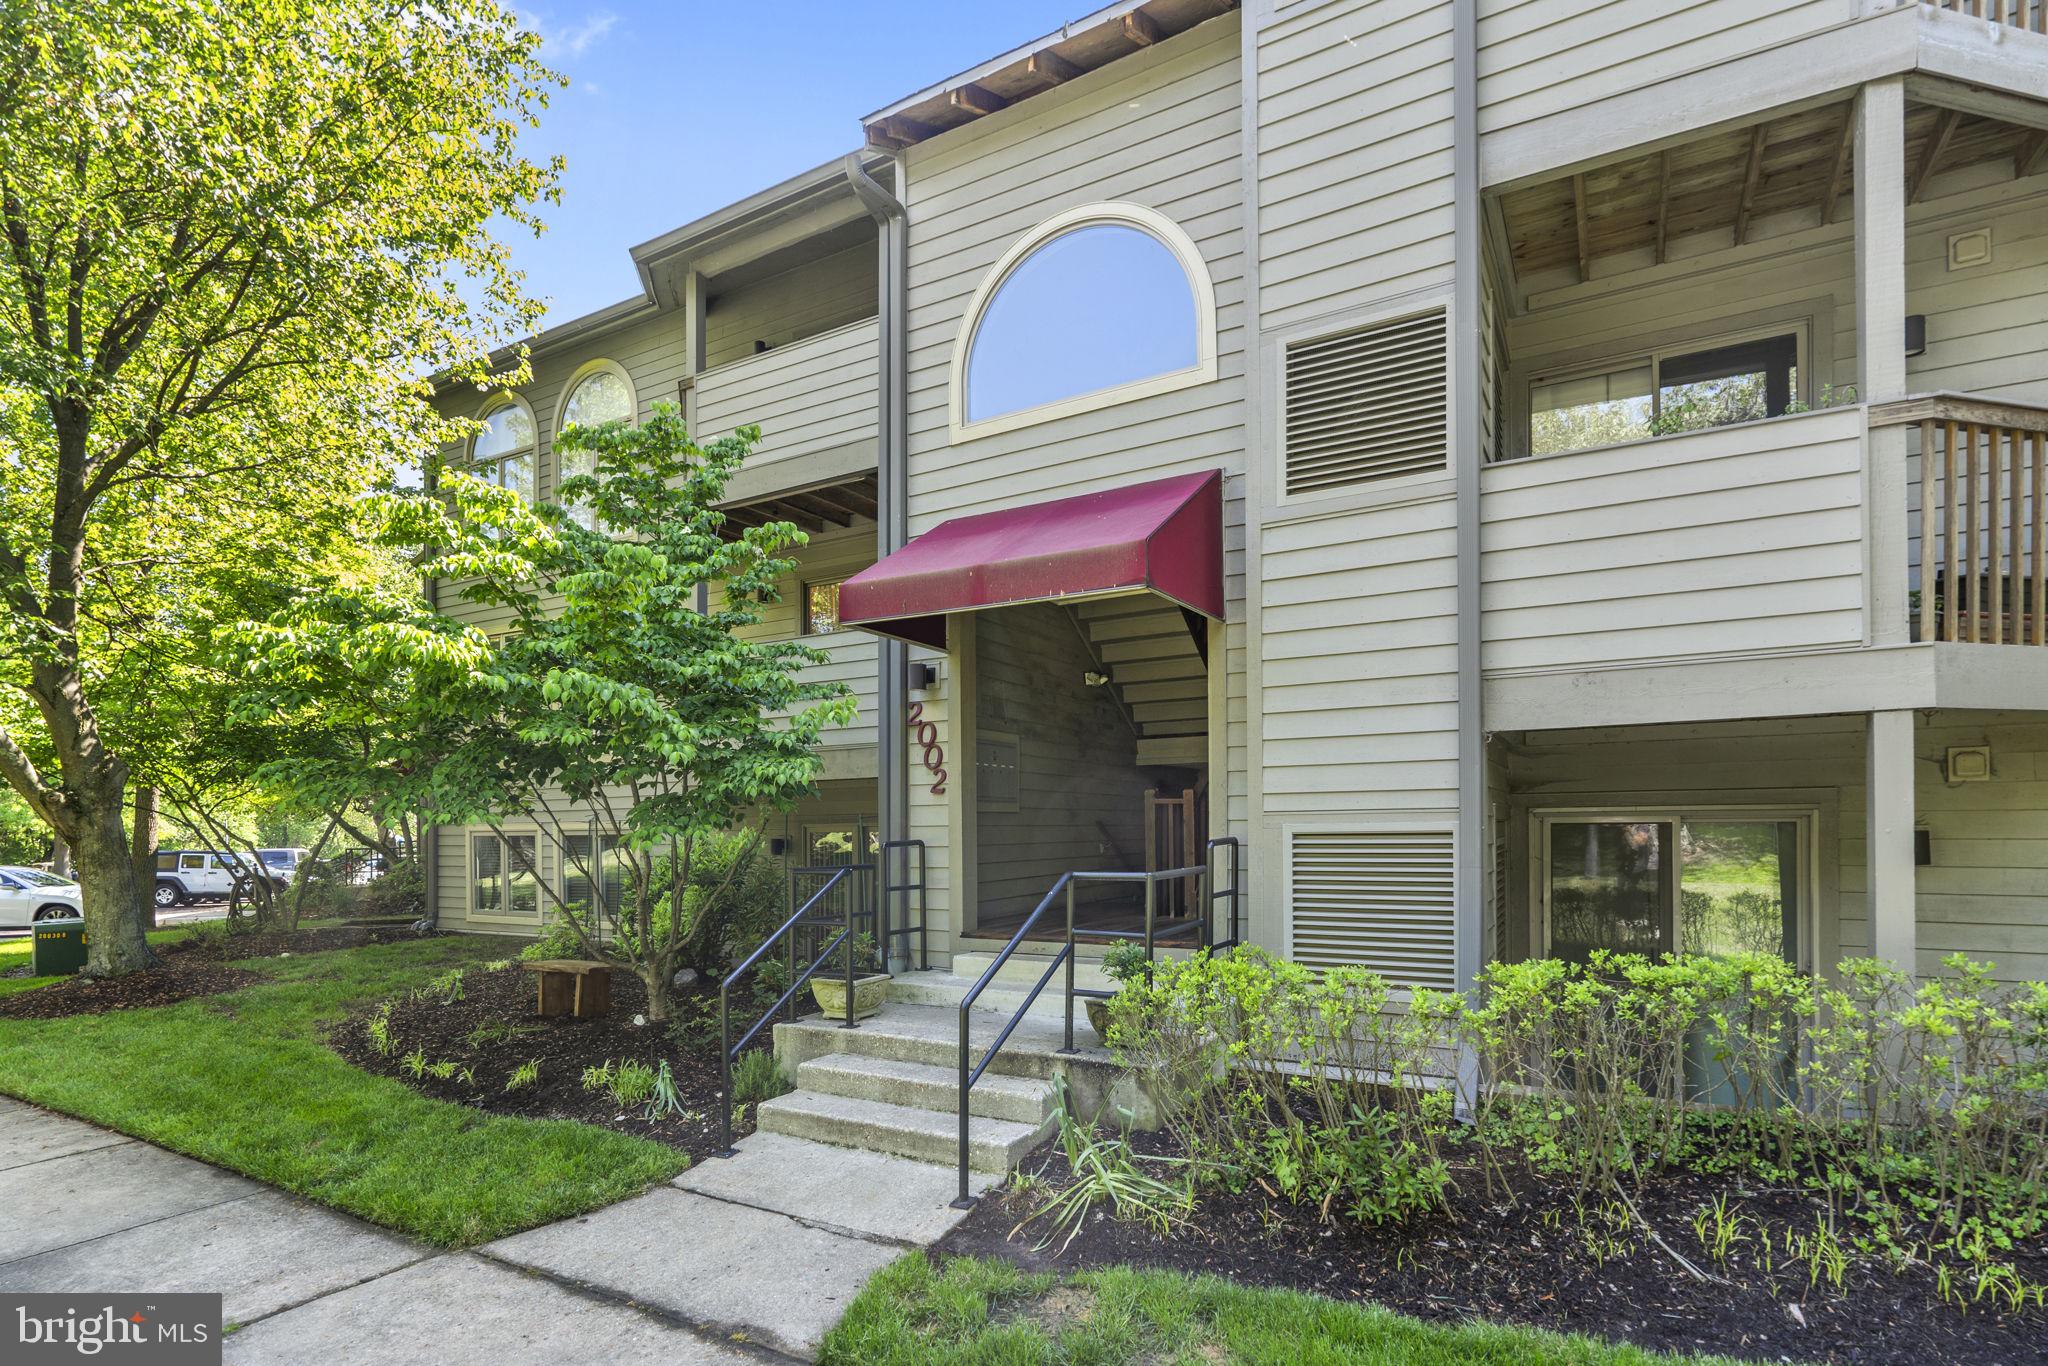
822, 1251, 1750, 1366
334, 954, 791, 1163
945, 947, 2048, 1363
0, 934, 686, 1245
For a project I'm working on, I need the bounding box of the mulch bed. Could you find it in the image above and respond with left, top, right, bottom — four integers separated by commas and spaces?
332, 962, 784, 1164
0, 963, 266, 1019
938, 1126, 2048, 1365
165, 922, 439, 962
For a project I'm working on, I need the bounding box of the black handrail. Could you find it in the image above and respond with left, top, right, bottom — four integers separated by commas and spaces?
950, 836, 1246, 1205
879, 838, 928, 972
714, 862, 871, 1157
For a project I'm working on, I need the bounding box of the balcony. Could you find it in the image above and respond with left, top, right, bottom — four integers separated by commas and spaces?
692, 317, 879, 487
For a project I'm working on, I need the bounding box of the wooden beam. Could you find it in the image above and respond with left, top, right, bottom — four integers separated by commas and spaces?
866, 114, 939, 149
947, 82, 1008, 118
779, 492, 853, 527
1122, 9, 1162, 46
1821, 102, 1855, 225
2018, 128, 2048, 181
1570, 172, 1589, 283
1909, 108, 1962, 204
1654, 150, 1672, 264
1733, 123, 1767, 246
1026, 49, 1081, 87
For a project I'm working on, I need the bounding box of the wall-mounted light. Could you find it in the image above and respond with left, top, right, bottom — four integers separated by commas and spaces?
909, 661, 938, 690
1083, 670, 1112, 687
768, 837, 789, 858
1905, 314, 1927, 358
1915, 828, 1932, 867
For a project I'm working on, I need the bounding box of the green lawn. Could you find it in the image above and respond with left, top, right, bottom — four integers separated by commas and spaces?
0, 932, 688, 1246
822, 1253, 1752, 1366
0, 925, 199, 998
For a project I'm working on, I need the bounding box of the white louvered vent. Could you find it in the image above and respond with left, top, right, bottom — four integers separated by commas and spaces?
1283, 309, 1449, 496
1288, 829, 1456, 990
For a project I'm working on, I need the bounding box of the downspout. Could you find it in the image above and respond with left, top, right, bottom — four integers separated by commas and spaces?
1451, 0, 1484, 1095
844, 152, 911, 969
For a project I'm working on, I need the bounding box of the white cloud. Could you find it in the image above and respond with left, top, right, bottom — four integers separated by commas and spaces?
522, 9, 618, 59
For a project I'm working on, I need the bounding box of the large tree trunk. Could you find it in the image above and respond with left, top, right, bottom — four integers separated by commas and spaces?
132, 786, 159, 931
73, 782, 155, 977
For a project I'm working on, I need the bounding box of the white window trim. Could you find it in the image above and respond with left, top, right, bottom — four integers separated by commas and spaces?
1528, 806, 1818, 973
470, 393, 538, 504
553, 358, 639, 436
468, 827, 544, 925
948, 202, 1218, 443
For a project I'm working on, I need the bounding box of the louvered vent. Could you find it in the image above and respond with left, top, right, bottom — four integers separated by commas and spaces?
1283, 309, 1449, 496
1288, 829, 1456, 990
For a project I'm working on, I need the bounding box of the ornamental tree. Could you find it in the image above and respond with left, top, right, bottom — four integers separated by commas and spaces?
0, 0, 558, 974
234, 406, 856, 1019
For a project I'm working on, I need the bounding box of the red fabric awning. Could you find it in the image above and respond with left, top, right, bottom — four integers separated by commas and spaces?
839, 469, 1224, 649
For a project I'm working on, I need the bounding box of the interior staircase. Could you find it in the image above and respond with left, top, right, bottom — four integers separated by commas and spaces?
754, 952, 1118, 1173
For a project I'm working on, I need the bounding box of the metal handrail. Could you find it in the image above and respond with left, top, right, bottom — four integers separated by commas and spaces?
715, 862, 872, 1157
879, 838, 928, 972
950, 839, 1246, 1206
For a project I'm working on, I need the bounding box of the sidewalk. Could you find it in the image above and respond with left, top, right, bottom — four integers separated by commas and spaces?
0, 1098, 991, 1362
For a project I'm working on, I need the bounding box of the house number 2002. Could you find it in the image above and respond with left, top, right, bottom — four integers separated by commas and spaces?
907, 701, 947, 795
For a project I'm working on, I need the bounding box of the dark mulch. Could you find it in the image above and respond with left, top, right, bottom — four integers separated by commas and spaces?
332, 962, 785, 1163
0, 962, 266, 1019
939, 1126, 2048, 1366
166, 922, 439, 962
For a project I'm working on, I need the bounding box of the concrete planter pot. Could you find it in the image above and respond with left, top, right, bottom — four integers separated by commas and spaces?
811, 972, 890, 1021
1084, 995, 1113, 1044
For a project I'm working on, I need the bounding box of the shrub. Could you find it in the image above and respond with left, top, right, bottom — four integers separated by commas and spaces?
1111, 947, 2048, 1251
731, 1049, 791, 1106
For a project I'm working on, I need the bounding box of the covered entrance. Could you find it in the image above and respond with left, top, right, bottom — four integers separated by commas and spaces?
840, 469, 1224, 943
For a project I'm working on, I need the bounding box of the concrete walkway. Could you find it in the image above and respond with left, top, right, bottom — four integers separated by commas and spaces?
0, 1098, 992, 1363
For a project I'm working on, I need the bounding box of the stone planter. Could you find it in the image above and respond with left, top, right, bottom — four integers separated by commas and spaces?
1085, 994, 1114, 1044
811, 972, 890, 1021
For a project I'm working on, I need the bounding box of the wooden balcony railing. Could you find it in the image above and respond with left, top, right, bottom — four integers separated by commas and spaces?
1875, 395, 2048, 645
1932, 0, 2048, 32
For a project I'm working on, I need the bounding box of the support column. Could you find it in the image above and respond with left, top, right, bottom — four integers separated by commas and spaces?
1856, 78, 1911, 646
1866, 709, 1918, 973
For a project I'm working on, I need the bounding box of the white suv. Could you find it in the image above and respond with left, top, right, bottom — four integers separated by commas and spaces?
153, 850, 248, 908
0, 866, 84, 927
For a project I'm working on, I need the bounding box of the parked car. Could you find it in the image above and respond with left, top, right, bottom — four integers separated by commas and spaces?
0, 866, 84, 926
256, 847, 312, 885
152, 850, 255, 908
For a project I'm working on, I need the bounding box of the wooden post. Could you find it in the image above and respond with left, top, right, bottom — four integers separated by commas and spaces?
1867, 710, 1918, 974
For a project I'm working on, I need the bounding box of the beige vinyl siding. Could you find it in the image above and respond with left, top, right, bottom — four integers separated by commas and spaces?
1479, 407, 1867, 673
1257, 0, 1456, 330
733, 522, 880, 767
702, 242, 876, 372
973, 603, 1147, 924
901, 16, 1245, 527
1260, 497, 1461, 814
693, 317, 879, 478
1475, 0, 1848, 140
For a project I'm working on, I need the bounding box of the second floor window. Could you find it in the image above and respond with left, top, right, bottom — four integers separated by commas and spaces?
471, 399, 537, 503
558, 364, 635, 527
1529, 330, 1802, 458
803, 580, 842, 635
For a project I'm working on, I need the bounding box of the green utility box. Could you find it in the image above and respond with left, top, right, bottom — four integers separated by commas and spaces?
31, 918, 87, 976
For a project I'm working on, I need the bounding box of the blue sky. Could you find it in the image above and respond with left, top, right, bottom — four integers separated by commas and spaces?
511, 1, 1084, 325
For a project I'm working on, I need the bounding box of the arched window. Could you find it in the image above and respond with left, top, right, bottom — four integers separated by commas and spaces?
952, 203, 1216, 437
471, 397, 536, 504
555, 361, 636, 525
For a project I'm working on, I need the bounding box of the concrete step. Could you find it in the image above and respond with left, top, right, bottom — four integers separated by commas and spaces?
775, 1002, 1102, 1082
948, 952, 1116, 995
887, 971, 1103, 1030
755, 1090, 1051, 1172
795, 1052, 1055, 1126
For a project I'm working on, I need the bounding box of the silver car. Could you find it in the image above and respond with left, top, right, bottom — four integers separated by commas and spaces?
0, 866, 84, 927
